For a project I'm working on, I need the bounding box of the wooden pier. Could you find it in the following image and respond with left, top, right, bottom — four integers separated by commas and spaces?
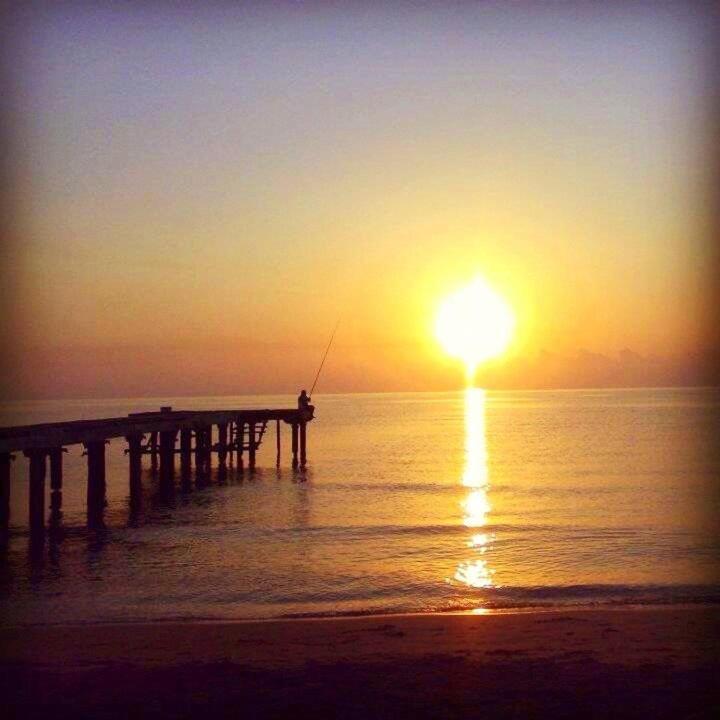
0, 405, 313, 534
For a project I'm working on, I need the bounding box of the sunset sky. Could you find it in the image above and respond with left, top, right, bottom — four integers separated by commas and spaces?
2, 2, 717, 398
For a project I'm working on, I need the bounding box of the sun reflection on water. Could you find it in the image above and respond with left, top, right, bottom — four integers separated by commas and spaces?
461, 387, 488, 490
454, 387, 496, 590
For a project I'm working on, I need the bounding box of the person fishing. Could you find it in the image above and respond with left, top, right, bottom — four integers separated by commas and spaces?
298, 389, 313, 414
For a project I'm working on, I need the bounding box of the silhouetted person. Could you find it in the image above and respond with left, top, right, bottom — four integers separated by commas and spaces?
298, 390, 314, 416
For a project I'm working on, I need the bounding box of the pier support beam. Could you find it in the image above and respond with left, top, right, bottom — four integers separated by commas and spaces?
291, 423, 299, 469
24, 449, 47, 533
205, 427, 213, 472
49, 447, 63, 519
236, 422, 244, 470
126, 434, 143, 502
217, 423, 228, 466
49, 448, 63, 492
149, 431, 158, 473
194, 427, 211, 480
248, 423, 256, 470
299, 422, 307, 468
228, 422, 235, 466
159, 429, 177, 490
216, 423, 228, 481
1, 452, 12, 531
180, 428, 192, 479
193, 429, 202, 470
86, 441, 106, 526
276, 420, 281, 468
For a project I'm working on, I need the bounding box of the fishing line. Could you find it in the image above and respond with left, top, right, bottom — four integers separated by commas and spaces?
309, 318, 340, 396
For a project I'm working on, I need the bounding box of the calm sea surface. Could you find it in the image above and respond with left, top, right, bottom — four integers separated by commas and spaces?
1, 388, 718, 625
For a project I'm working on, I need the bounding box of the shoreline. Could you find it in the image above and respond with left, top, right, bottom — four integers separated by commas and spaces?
3, 605, 718, 718
3, 599, 718, 629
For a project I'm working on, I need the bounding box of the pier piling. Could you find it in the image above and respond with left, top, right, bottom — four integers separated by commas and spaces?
236, 422, 244, 470
291, 423, 299, 469
1, 452, 11, 530
126, 434, 143, 501
218, 423, 228, 466
193, 429, 202, 471
25, 449, 47, 533
49, 448, 63, 492
248, 424, 256, 470
86, 441, 106, 526
299, 422, 307, 468
276, 420, 281, 468
149, 431, 158, 473
49, 447, 64, 517
159, 430, 177, 489
194, 429, 204, 479
204, 427, 213, 472
180, 428, 192, 477
195, 427, 212, 480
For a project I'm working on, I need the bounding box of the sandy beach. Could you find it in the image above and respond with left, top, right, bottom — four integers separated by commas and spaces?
2, 606, 718, 719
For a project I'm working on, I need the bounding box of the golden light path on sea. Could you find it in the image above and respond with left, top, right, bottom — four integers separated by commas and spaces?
455, 387, 496, 590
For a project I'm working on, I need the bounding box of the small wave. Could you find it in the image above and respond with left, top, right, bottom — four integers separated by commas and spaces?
315, 481, 460, 493
276, 584, 720, 619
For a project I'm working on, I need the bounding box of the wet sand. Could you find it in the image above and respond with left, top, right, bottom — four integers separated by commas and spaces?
2, 607, 718, 719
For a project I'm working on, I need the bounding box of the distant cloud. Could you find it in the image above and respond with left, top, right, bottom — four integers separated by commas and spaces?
479, 347, 719, 390
1, 341, 717, 401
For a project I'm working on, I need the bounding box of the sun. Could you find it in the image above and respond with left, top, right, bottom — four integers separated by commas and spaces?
435, 277, 515, 383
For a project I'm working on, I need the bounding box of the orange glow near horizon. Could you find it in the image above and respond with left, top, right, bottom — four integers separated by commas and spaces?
2, 4, 716, 400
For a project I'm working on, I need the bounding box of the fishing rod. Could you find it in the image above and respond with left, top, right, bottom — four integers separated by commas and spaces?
308, 319, 340, 397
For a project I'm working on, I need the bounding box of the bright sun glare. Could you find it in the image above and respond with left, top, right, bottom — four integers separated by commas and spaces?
435, 277, 515, 382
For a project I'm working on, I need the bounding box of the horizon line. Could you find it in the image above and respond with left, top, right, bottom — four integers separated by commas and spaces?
1, 384, 718, 406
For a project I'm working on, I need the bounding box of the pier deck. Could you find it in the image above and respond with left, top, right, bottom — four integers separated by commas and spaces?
0, 406, 314, 533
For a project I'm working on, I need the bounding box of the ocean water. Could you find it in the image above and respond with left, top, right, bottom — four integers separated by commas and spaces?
1, 388, 718, 625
